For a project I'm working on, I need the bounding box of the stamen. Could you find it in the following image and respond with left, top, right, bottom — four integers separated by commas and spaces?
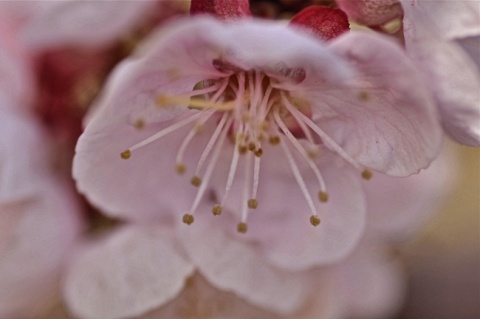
157, 95, 234, 111
268, 135, 281, 145
194, 113, 229, 177
318, 191, 329, 203
176, 111, 215, 172
218, 128, 242, 207
240, 153, 253, 227
123, 111, 206, 155
281, 93, 362, 170
176, 163, 186, 175
274, 110, 328, 197
185, 116, 233, 219
249, 153, 261, 209
278, 134, 320, 224
190, 176, 202, 187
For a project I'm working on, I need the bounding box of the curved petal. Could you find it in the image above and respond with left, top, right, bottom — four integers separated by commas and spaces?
309, 31, 442, 176
142, 271, 343, 319
209, 144, 366, 270
63, 225, 194, 319
19, 0, 156, 49
0, 179, 82, 318
363, 146, 457, 241
190, 0, 251, 19
336, 0, 403, 26
403, 6, 480, 146
178, 214, 310, 316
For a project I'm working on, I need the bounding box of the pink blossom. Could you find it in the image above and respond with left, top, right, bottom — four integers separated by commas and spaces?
337, 0, 480, 146
74, 17, 441, 235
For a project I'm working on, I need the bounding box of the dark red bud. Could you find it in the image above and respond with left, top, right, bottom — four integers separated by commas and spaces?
290, 6, 350, 41
190, 0, 251, 19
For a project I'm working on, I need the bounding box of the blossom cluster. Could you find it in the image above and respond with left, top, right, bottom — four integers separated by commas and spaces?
0, 1, 477, 319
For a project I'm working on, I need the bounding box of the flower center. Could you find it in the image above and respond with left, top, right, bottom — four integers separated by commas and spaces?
120, 68, 372, 233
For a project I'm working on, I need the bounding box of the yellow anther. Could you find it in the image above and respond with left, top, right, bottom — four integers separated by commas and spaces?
248, 199, 258, 209
191, 176, 202, 187
120, 150, 131, 160
237, 222, 248, 234
254, 148, 263, 157
260, 121, 269, 130
310, 215, 321, 227
358, 91, 370, 102
308, 148, 319, 159
238, 145, 248, 155
318, 191, 329, 203
258, 133, 265, 141
134, 119, 145, 129
156, 95, 234, 111
182, 214, 195, 225
176, 163, 186, 175
248, 142, 256, 151
194, 123, 205, 133
212, 204, 223, 216
361, 169, 373, 180
269, 136, 281, 145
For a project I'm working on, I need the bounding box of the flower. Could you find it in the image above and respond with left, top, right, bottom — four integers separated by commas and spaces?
337, 0, 480, 146
74, 17, 441, 227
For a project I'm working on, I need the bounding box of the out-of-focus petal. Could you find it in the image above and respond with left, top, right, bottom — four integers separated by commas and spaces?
64, 225, 194, 319
335, 241, 406, 319
18, 0, 157, 50
363, 145, 457, 241
178, 215, 310, 316
336, 0, 403, 26
0, 104, 50, 203
403, 4, 480, 146
0, 179, 82, 318
310, 32, 442, 176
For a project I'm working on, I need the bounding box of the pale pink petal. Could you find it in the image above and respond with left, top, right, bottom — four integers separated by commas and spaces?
308, 32, 442, 176
363, 146, 457, 241
0, 179, 82, 318
0, 105, 50, 203
210, 145, 366, 270
402, 0, 480, 40
456, 35, 480, 69
178, 215, 310, 316
142, 272, 342, 319
64, 225, 194, 319
403, 5, 480, 146
19, 0, 157, 50
335, 241, 406, 319
336, 0, 403, 26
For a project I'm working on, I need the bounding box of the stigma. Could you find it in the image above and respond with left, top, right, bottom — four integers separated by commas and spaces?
119, 68, 373, 233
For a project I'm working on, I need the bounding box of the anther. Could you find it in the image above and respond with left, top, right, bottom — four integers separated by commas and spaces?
248, 142, 256, 151
212, 204, 223, 216
191, 176, 202, 187
176, 163, 186, 175
361, 169, 373, 180
254, 148, 263, 157
269, 136, 281, 145
318, 191, 329, 203
237, 222, 248, 234
120, 150, 131, 160
310, 215, 321, 227
247, 199, 258, 209
358, 91, 370, 102
182, 214, 195, 225
238, 145, 248, 155
134, 119, 145, 129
